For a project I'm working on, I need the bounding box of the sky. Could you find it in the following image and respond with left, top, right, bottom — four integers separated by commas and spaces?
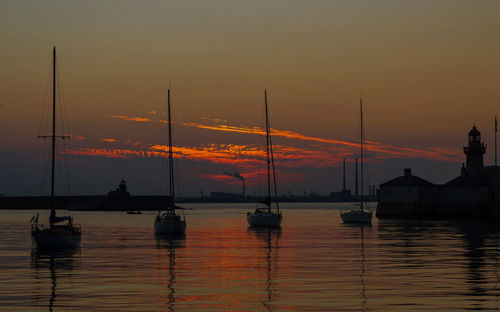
0, 0, 499, 196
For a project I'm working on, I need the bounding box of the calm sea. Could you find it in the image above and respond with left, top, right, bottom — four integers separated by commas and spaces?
1, 203, 500, 311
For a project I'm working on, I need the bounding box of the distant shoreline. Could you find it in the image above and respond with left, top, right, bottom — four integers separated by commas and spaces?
0, 195, 377, 210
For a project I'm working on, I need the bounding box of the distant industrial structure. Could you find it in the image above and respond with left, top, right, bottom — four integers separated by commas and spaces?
378, 126, 500, 217
329, 156, 377, 202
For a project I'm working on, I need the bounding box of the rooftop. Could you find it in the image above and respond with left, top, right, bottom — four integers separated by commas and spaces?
380, 168, 434, 187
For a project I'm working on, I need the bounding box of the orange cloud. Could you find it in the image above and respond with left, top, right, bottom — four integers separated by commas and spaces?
66, 141, 341, 171
109, 115, 152, 122
100, 138, 117, 143
104, 114, 464, 163
182, 121, 463, 162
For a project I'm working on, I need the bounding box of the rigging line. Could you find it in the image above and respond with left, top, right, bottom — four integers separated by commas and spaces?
58, 76, 67, 138
55, 61, 72, 196
170, 95, 183, 200
360, 97, 364, 208
36, 64, 50, 196
62, 139, 72, 195
157, 95, 166, 195
40, 143, 51, 195
35, 137, 42, 195
268, 117, 279, 213
264, 90, 271, 211
167, 89, 175, 206
38, 64, 52, 137
56, 61, 71, 139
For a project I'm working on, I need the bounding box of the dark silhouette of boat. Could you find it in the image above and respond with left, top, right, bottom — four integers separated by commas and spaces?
341, 98, 373, 224
247, 90, 282, 228
154, 89, 187, 234
30, 47, 81, 249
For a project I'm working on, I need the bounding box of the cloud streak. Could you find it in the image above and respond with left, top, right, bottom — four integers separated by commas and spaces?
97, 114, 466, 185
108, 114, 463, 162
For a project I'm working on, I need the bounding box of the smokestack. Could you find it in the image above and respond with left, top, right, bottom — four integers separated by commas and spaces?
224, 171, 245, 197
355, 157, 359, 198
342, 157, 346, 191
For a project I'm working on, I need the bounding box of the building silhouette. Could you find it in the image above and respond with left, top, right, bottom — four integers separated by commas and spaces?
378, 126, 500, 217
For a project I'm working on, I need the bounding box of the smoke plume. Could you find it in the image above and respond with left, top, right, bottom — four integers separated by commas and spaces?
225, 171, 245, 181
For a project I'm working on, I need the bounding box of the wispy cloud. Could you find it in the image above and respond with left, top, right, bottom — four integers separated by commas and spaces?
100, 138, 117, 143
109, 115, 152, 123
98, 114, 465, 185
67, 141, 344, 169
107, 114, 463, 163
182, 121, 463, 162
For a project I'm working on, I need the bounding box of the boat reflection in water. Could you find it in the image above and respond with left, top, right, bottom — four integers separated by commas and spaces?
31, 247, 80, 312
248, 227, 281, 312
342, 222, 369, 312
155, 233, 186, 311
359, 225, 368, 312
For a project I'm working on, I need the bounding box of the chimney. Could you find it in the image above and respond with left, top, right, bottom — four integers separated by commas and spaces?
404, 168, 412, 177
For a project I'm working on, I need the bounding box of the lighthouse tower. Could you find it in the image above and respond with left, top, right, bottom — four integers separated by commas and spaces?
463, 126, 486, 176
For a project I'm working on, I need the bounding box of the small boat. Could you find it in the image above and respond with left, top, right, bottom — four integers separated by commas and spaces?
247, 90, 282, 228
341, 98, 372, 224
154, 89, 187, 234
126, 210, 142, 215
340, 204, 372, 224
31, 47, 81, 249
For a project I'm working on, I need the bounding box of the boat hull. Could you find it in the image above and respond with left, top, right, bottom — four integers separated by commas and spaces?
340, 210, 372, 224
154, 218, 186, 234
247, 212, 282, 227
32, 229, 81, 249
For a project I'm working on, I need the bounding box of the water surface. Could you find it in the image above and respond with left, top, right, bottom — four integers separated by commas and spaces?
1, 203, 500, 311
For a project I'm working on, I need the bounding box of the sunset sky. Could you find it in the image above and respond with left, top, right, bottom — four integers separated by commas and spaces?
1, 1, 499, 196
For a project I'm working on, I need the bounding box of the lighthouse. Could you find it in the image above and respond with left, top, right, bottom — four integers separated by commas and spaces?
463, 126, 486, 176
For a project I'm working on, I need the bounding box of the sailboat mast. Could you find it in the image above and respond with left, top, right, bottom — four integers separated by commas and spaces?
360, 98, 364, 211
265, 90, 271, 212
168, 89, 175, 206
495, 115, 498, 166
51, 47, 56, 201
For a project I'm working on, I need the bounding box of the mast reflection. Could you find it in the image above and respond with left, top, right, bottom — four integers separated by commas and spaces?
248, 227, 281, 312
360, 225, 367, 312
31, 247, 80, 312
343, 223, 369, 311
155, 233, 186, 312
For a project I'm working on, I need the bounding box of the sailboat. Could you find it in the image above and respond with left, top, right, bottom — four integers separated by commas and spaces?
340, 98, 373, 224
154, 89, 187, 234
30, 47, 81, 249
247, 90, 283, 228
